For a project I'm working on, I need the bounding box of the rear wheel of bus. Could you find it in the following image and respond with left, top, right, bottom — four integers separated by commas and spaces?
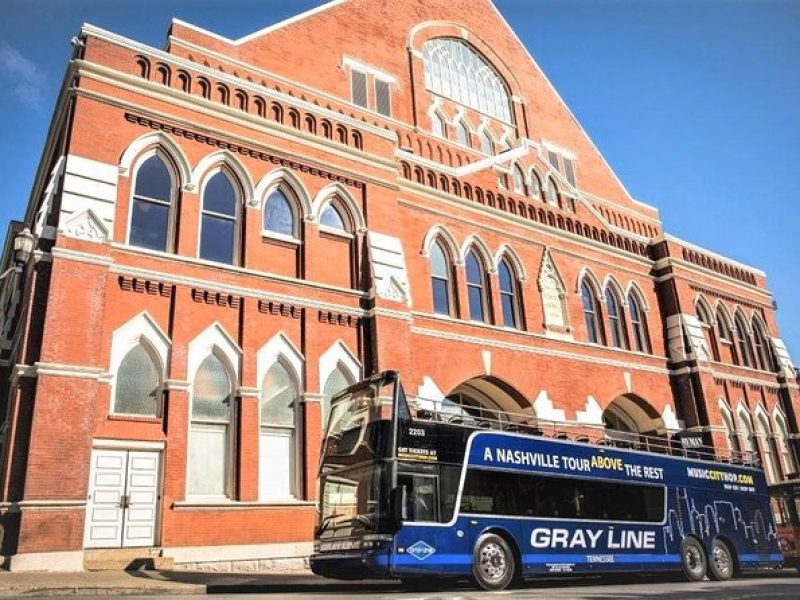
472, 533, 517, 591
681, 537, 707, 582
707, 538, 736, 581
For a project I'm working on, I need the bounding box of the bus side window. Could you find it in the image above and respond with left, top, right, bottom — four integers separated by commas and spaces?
399, 474, 438, 523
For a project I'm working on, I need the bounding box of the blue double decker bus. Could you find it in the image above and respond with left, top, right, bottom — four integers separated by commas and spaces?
310, 371, 782, 590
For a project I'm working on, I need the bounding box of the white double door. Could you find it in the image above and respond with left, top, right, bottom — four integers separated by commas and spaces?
84, 449, 161, 549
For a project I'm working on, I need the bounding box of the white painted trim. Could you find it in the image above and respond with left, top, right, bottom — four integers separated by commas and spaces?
163, 541, 313, 564
420, 224, 460, 263
342, 56, 397, 84
311, 182, 365, 231
459, 234, 494, 270
6, 550, 84, 573
318, 340, 361, 395
256, 332, 304, 390
118, 132, 192, 185
51, 247, 113, 266
254, 167, 313, 218
92, 438, 166, 451
191, 150, 255, 206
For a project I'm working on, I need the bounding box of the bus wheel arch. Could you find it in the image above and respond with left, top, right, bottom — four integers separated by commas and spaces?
472, 529, 520, 591
707, 536, 738, 581
680, 535, 708, 582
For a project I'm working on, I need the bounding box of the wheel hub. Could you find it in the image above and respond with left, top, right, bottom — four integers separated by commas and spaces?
479, 543, 508, 581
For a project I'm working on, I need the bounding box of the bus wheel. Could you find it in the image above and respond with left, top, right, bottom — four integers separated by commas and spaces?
472, 533, 516, 591
707, 539, 735, 581
681, 537, 707, 582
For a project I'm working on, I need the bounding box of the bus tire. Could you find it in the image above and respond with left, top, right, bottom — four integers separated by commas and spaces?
707, 538, 736, 581
472, 532, 516, 591
681, 537, 707, 582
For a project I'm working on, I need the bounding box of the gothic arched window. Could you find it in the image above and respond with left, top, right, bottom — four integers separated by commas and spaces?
605, 288, 628, 349
129, 154, 175, 252
581, 280, 603, 344
466, 249, 489, 323
260, 362, 299, 499
628, 292, 650, 353
263, 188, 297, 237
430, 241, 454, 317
498, 258, 521, 329
200, 171, 239, 265
114, 343, 162, 416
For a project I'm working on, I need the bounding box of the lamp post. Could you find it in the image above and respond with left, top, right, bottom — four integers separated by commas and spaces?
0, 228, 35, 282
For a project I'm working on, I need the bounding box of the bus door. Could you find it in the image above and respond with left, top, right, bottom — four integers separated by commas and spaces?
398, 473, 439, 523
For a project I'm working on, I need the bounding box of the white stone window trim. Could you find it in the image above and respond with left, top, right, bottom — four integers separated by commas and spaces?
312, 183, 366, 234
256, 332, 305, 502
342, 56, 397, 84
108, 311, 171, 418
772, 408, 797, 475
185, 322, 242, 501
319, 340, 361, 395
256, 168, 312, 243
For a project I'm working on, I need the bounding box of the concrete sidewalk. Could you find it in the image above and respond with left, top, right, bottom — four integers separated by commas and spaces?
0, 570, 397, 597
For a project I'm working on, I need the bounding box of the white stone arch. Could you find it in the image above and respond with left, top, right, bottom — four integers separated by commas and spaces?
190, 150, 255, 205
576, 267, 602, 295
254, 167, 313, 217
421, 224, 460, 263
754, 403, 779, 482
624, 281, 650, 313
493, 244, 527, 282
318, 340, 361, 395
119, 132, 192, 186
773, 407, 797, 474
750, 312, 770, 337
460, 234, 494, 272
312, 183, 366, 232
477, 122, 496, 154
528, 165, 545, 197
694, 293, 714, 323
732, 306, 752, 334
735, 402, 758, 460
187, 322, 242, 383
601, 274, 625, 301
256, 331, 304, 391
108, 312, 171, 415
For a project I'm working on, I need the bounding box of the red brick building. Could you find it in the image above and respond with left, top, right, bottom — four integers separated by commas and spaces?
0, 0, 797, 572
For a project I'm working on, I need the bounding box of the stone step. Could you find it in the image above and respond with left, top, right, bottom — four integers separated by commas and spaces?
84, 548, 173, 571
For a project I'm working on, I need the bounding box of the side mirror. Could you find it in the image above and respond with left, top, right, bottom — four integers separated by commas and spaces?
389, 485, 407, 528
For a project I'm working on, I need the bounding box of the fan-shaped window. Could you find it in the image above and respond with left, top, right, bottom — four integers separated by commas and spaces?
498, 258, 521, 329
200, 171, 238, 265
430, 241, 453, 316
320, 202, 347, 231
432, 111, 447, 138
606, 289, 628, 349
734, 314, 754, 368
628, 293, 650, 353
260, 362, 298, 498
129, 154, 174, 252
189, 354, 232, 497
322, 366, 354, 431
263, 188, 296, 237
581, 281, 604, 344
114, 344, 161, 416
422, 38, 512, 122
466, 250, 489, 323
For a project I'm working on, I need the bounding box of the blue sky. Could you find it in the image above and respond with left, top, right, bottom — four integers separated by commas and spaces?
1, 0, 798, 353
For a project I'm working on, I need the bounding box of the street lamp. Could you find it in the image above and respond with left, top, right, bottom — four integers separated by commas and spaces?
0, 228, 35, 282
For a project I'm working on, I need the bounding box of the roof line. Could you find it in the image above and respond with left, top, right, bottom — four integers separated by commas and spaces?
170, 0, 347, 47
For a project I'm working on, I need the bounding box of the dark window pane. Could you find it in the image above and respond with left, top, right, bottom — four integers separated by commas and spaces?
501, 294, 516, 328
264, 189, 295, 236
466, 252, 482, 284
321, 204, 346, 230
200, 215, 235, 264
129, 200, 169, 252
135, 156, 172, 201
499, 261, 513, 293
468, 286, 485, 322
431, 243, 449, 278
203, 172, 237, 216
433, 278, 450, 315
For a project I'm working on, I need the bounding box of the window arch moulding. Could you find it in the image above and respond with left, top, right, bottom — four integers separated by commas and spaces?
119, 132, 192, 188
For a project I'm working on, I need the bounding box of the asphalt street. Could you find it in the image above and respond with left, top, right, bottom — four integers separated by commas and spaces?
69, 571, 800, 600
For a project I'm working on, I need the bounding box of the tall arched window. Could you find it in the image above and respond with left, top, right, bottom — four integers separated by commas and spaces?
430, 240, 454, 316
717, 308, 736, 363
479, 129, 493, 155
263, 188, 297, 238
738, 410, 759, 465
547, 178, 560, 207
260, 362, 298, 499
422, 38, 512, 122
734, 313, 754, 368
322, 366, 354, 431
189, 354, 232, 497
696, 301, 719, 361
432, 111, 447, 138
466, 249, 489, 323
581, 280, 604, 344
628, 292, 650, 353
456, 120, 470, 147
529, 171, 542, 201
756, 412, 779, 483
752, 318, 774, 372
721, 407, 741, 460
199, 171, 238, 265
511, 165, 525, 195
129, 154, 175, 252
605, 288, 628, 349
320, 202, 347, 231
114, 343, 162, 416
775, 414, 797, 475
498, 258, 521, 329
